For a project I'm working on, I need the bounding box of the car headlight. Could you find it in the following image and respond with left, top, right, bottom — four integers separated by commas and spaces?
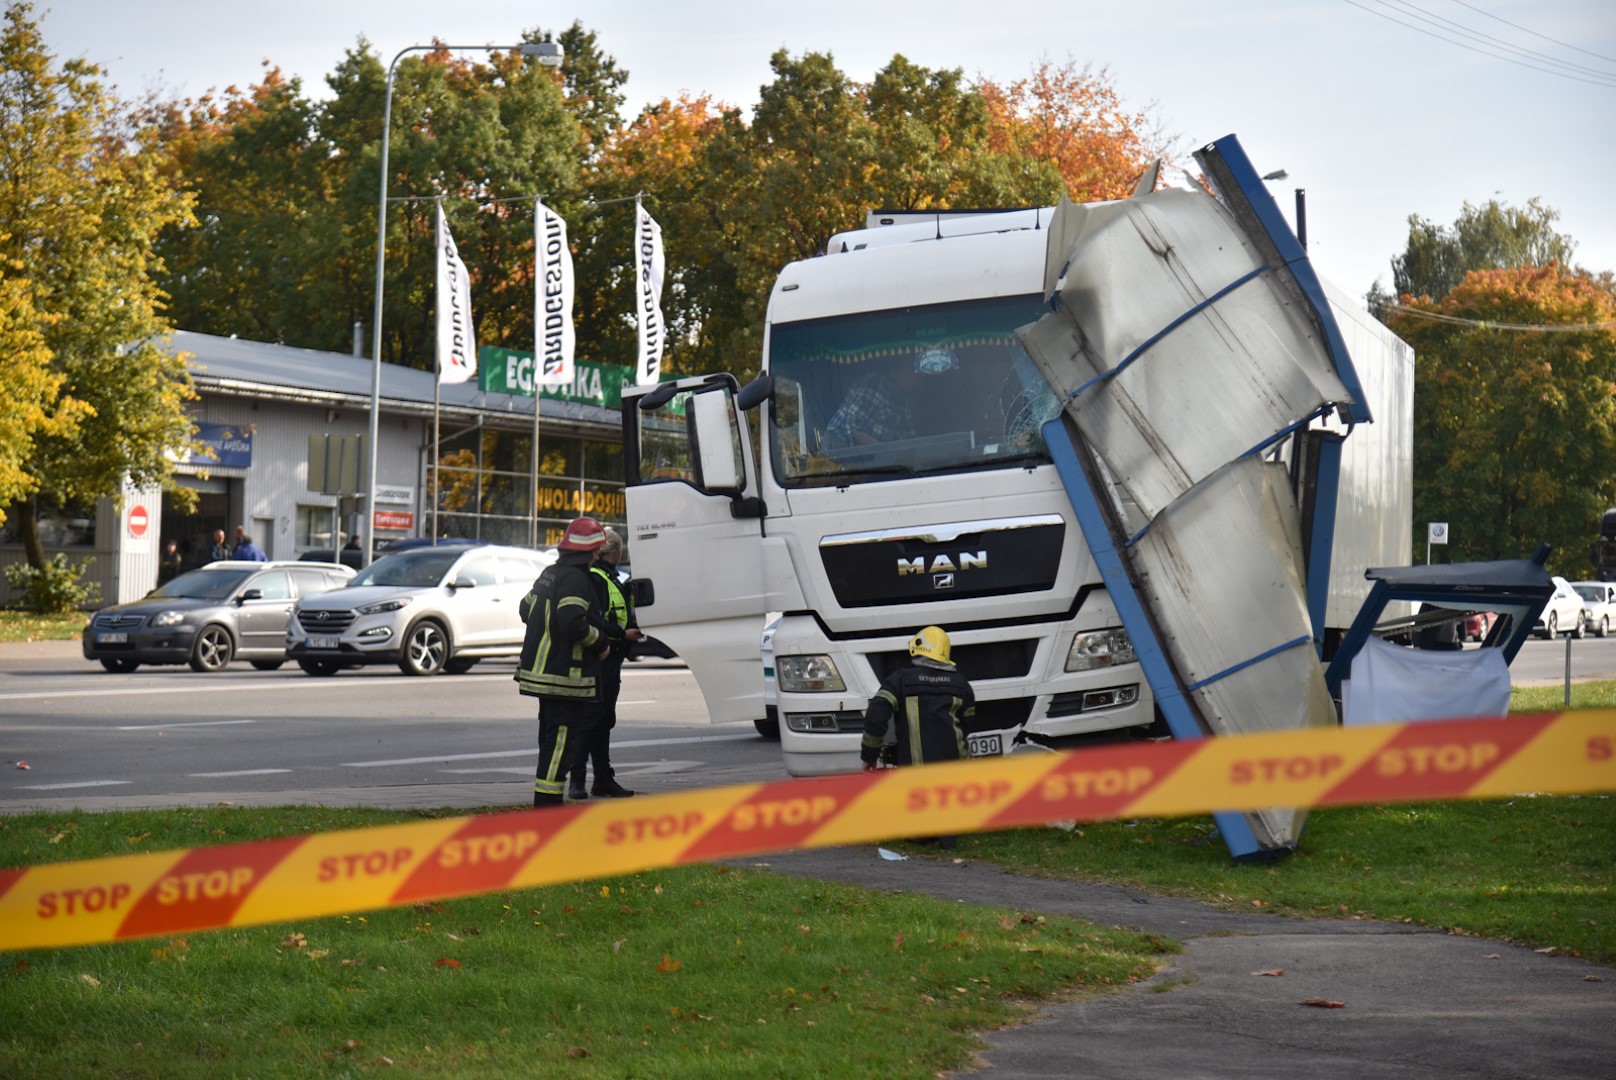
1065, 628, 1137, 672
775, 654, 846, 693
150, 611, 185, 627
357, 597, 412, 615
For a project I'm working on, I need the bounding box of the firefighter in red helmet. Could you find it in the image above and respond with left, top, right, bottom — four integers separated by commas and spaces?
516, 516, 626, 807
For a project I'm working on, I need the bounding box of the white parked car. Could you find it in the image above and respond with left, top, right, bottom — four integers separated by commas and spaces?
1534, 576, 1588, 640
287, 543, 556, 676
1572, 580, 1616, 638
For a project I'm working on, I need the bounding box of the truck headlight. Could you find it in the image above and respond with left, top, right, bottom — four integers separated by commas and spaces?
150, 611, 185, 627
1065, 628, 1137, 672
775, 654, 846, 693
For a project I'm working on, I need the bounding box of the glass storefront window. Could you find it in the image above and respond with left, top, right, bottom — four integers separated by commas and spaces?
296, 505, 336, 548
0, 496, 95, 547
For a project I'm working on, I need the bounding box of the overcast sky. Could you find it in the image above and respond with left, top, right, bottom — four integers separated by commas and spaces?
35, 0, 1616, 302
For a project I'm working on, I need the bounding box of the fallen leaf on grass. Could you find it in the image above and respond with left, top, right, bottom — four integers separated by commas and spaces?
280, 933, 307, 949
1299, 998, 1346, 1008
892, 933, 905, 951
433, 957, 461, 969
80, 974, 101, 988
1252, 969, 1285, 977
612, 939, 626, 954
307, 949, 330, 960
566, 1047, 590, 1059
656, 955, 682, 973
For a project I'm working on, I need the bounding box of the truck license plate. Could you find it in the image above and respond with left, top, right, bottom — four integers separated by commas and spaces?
306, 636, 339, 650
96, 632, 128, 644
967, 733, 1002, 758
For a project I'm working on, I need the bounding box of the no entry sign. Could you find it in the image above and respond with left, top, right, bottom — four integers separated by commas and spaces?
128, 504, 150, 538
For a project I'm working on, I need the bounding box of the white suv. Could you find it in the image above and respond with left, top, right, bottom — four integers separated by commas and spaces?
287, 543, 556, 676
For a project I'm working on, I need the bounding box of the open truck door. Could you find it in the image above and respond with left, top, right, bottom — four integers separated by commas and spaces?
624, 374, 769, 724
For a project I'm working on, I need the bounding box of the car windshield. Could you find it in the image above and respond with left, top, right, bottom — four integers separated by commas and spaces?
766, 294, 1062, 487
150, 568, 255, 600
1574, 585, 1605, 603
349, 549, 462, 588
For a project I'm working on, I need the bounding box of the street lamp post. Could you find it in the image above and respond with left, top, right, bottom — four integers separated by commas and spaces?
364, 39, 563, 568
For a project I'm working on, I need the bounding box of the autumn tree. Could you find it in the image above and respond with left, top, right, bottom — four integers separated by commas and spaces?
0, 1, 197, 569
1385, 265, 1616, 573
1370, 197, 1578, 310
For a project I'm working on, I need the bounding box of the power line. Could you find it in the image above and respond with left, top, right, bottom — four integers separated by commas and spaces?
1383, 304, 1616, 333
1376, 0, 1616, 81
1448, 0, 1616, 67
1342, 0, 1616, 89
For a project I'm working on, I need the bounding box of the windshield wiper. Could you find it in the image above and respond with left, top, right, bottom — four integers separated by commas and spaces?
827, 464, 916, 484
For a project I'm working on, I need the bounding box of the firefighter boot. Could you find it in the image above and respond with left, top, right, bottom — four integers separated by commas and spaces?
567, 775, 589, 801
592, 777, 635, 798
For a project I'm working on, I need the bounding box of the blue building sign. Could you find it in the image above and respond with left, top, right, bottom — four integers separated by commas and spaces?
190, 423, 254, 468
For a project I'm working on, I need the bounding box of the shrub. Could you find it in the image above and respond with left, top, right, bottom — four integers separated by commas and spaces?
3, 554, 100, 614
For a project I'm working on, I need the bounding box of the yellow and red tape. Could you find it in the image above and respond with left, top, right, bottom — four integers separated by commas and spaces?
3, 710, 1613, 951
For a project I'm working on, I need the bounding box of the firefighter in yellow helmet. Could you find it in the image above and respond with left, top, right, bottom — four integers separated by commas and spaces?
859, 625, 975, 771
517, 516, 626, 807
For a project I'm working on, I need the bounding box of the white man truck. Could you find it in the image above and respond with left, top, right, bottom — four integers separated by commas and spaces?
621, 134, 1412, 784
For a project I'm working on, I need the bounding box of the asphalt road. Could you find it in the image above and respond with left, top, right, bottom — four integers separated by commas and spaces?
0, 645, 783, 811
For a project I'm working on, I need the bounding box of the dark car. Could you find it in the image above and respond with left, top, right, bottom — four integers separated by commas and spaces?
299, 547, 364, 570
82, 560, 355, 673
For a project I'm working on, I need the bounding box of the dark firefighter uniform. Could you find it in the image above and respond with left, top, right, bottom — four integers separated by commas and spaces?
567, 557, 636, 798
859, 626, 974, 769
517, 519, 624, 807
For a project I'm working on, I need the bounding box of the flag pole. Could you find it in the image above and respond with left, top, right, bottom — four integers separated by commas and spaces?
432, 197, 443, 546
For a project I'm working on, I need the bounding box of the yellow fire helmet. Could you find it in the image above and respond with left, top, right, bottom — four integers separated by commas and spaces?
908, 625, 952, 665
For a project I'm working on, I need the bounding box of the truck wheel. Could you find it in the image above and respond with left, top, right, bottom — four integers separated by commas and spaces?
99, 658, 139, 673
398, 620, 448, 676
298, 659, 340, 677
188, 625, 234, 672
754, 715, 781, 741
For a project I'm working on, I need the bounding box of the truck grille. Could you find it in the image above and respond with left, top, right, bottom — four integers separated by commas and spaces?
297, 609, 356, 633
868, 640, 1035, 682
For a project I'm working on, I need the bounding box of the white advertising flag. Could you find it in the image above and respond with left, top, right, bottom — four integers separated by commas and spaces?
634, 200, 666, 387
435, 202, 477, 385
535, 201, 575, 389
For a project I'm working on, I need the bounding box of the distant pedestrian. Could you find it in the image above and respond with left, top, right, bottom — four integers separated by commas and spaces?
207, 529, 231, 562
231, 524, 248, 556
157, 539, 183, 584
234, 533, 268, 562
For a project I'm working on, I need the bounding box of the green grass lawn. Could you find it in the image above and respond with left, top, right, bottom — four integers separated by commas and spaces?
0, 610, 82, 643
0, 808, 1169, 1080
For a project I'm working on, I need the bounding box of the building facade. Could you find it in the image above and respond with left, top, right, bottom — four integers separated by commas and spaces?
0, 332, 629, 606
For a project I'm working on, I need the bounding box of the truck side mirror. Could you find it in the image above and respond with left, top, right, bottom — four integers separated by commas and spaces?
736, 374, 773, 411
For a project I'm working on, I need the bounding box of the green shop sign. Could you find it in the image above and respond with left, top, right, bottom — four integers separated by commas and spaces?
478, 347, 631, 411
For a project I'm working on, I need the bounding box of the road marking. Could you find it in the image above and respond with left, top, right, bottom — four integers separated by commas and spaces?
343, 732, 757, 768
188, 769, 292, 778
18, 780, 132, 790
118, 720, 257, 731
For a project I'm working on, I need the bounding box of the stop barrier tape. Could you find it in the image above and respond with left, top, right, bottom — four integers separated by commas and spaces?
3, 709, 1614, 951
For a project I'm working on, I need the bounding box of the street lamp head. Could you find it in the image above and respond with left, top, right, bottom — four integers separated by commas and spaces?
517, 40, 564, 67
1261, 169, 1288, 182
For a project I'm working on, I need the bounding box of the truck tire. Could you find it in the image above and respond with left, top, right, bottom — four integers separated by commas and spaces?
754, 715, 781, 741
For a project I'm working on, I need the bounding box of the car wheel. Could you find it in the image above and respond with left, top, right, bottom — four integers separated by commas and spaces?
444, 657, 479, 674
398, 620, 449, 676
99, 658, 139, 674
250, 660, 284, 671
298, 659, 341, 677
188, 625, 234, 672
1572, 613, 1585, 639
1600, 616, 1610, 639
1546, 611, 1558, 639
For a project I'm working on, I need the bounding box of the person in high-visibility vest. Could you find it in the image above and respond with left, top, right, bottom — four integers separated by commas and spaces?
516, 516, 624, 807
569, 527, 641, 800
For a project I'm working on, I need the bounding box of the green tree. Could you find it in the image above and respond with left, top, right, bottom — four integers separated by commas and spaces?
1386, 264, 1616, 574
1375, 197, 1578, 307
0, 1, 197, 570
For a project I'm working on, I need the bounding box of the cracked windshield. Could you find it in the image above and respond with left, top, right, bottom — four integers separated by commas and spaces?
766, 294, 1062, 486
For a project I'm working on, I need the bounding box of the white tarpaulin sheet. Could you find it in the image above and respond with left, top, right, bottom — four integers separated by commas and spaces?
1342, 636, 1511, 727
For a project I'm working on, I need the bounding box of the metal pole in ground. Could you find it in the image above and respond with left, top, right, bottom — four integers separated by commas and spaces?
1564, 633, 1573, 708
